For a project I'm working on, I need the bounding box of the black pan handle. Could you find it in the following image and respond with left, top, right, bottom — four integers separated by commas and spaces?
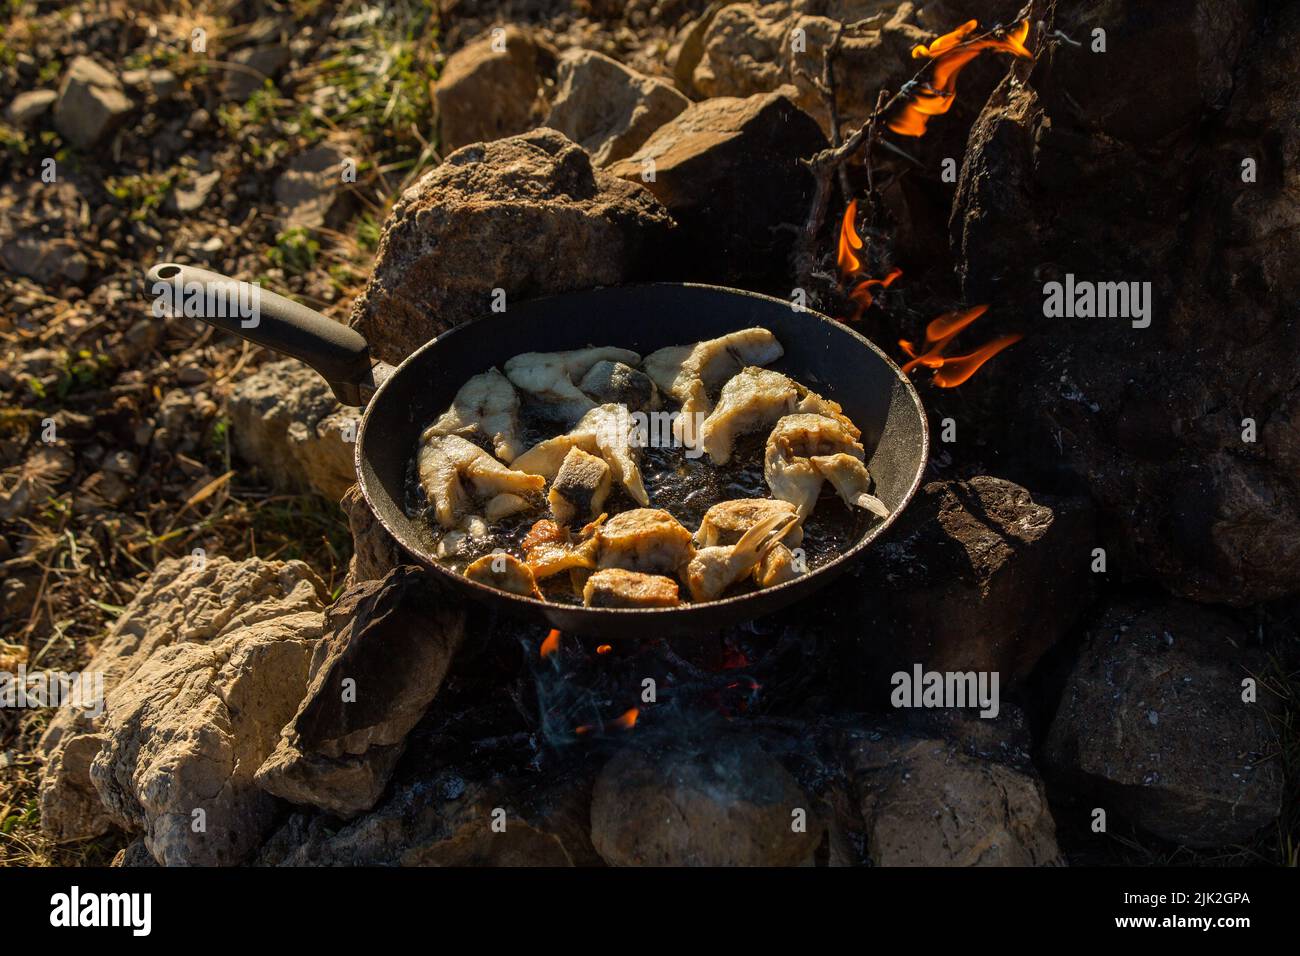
145, 262, 376, 406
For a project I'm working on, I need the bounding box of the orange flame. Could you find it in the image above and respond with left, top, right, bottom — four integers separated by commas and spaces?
932, 335, 1024, 387
889, 20, 1032, 138
837, 199, 864, 280
575, 707, 639, 737
910, 19, 978, 59
596, 644, 612, 655
849, 266, 903, 318
899, 305, 1020, 386
540, 629, 561, 659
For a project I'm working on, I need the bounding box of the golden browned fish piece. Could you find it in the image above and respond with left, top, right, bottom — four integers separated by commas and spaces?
594, 508, 695, 578
464, 552, 542, 599
686, 511, 798, 602
582, 568, 681, 608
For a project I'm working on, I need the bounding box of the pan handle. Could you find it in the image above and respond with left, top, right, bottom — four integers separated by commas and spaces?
145, 262, 378, 406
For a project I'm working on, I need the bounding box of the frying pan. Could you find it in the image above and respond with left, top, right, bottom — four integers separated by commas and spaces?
146, 263, 929, 637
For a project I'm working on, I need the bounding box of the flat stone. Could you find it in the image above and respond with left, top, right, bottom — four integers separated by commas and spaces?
255, 567, 466, 819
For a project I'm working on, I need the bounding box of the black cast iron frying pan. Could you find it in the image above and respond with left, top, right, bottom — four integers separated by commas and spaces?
146, 263, 929, 638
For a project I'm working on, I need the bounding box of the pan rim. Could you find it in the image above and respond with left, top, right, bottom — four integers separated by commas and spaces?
354, 281, 930, 618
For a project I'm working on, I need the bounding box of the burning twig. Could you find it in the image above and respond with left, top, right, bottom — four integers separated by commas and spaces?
793, 7, 1040, 286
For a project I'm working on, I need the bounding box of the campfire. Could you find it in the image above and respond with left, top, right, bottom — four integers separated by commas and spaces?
13, 0, 1292, 879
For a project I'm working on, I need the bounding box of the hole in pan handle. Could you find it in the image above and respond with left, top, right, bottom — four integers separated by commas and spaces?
144, 261, 385, 406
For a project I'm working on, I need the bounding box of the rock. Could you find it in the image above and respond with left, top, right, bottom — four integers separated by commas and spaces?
948, 0, 1300, 604
847, 728, 1062, 866
255, 568, 466, 818
341, 483, 403, 585
169, 169, 221, 214
690, 1, 960, 133
349, 128, 674, 364
667, 3, 721, 95
855, 477, 1094, 689
38, 556, 325, 842
53, 56, 133, 149
607, 88, 826, 287
590, 734, 820, 866
544, 49, 689, 167
88, 605, 321, 865
111, 838, 158, 868
6, 88, 57, 126
222, 45, 291, 100
259, 767, 599, 866
434, 26, 554, 153
1045, 599, 1283, 848
274, 141, 350, 229
227, 359, 360, 501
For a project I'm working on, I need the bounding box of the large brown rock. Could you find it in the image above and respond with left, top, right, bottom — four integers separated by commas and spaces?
949, 0, 1300, 604
544, 49, 690, 166
847, 727, 1062, 866
349, 128, 674, 364
1045, 599, 1283, 848
434, 26, 554, 153
590, 735, 821, 866
38, 556, 325, 842
856, 476, 1094, 690
255, 567, 466, 818
89, 607, 322, 865
607, 88, 826, 287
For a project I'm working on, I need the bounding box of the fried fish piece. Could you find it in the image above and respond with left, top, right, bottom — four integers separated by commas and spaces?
582, 568, 681, 608
686, 511, 798, 602
521, 518, 599, 580
504, 347, 641, 423
643, 329, 783, 448
694, 498, 803, 549
594, 508, 696, 578
754, 543, 801, 588
417, 431, 544, 528
764, 414, 887, 520
700, 367, 861, 464
427, 367, 523, 463
548, 446, 611, 526
464, 552, 542, 599
578, 360, 660, 412
513, 404, 649, 505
